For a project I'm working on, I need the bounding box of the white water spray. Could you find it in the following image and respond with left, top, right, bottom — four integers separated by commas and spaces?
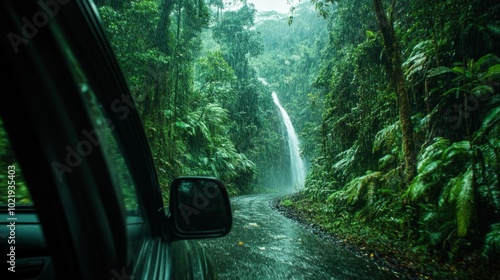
272, 91, 306, 188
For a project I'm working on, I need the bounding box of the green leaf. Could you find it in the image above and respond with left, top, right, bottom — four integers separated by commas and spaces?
373, 121, 400, 153
471, 85, 494, 96
442, 141, 471, 164
451, 65, 465, 75
366, 30, 376, 39
474, 106, 500, 141
407, 177, 428, 200
455, 167, 474, 237
427, 66, 454, 77
476, 54, 500, 69
175, 121, 191, 129
487, 24, 500, 36
483, 223, 500, 260
483, 64, 500, 80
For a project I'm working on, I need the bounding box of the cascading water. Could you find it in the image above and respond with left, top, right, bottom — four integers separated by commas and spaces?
271, 91, 306, 189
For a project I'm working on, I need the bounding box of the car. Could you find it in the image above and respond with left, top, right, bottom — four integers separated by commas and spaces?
0, 1, 232, 279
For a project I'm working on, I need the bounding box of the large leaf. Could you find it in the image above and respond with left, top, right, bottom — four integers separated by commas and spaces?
175, 121, 191, 129
442, 141, 471, 165
427, 66, 465, 78
338, 171, 382, 205
475, 54, 500, 71
373, 121, 400, 153
407, 176, 429, 200
482, 64, 500, 80
474, 106, 500, 141
452, 167, 474, 237
416, 138, 450, 172
471, 85, 494, 96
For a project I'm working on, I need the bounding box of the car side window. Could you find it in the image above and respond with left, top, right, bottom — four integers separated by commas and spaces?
63, 47, 141, 216
83, 87, 141, 215
0, 117, 32, 206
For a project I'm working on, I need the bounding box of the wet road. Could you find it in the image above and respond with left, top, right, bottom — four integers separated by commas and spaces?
199, 194, 399, 280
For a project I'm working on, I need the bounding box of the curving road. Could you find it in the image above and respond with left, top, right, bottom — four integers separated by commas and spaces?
199, 194, 399, 280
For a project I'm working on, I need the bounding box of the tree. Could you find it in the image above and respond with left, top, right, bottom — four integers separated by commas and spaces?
372, 0, 416, 184
308, 0, 416, 184
302, 0, 500, 271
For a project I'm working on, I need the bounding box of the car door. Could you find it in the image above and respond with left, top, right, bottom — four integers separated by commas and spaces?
2, 0, 145, 278
1, 1, 228, 279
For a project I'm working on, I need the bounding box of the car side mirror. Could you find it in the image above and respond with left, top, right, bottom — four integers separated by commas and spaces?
169, 176, 232, 239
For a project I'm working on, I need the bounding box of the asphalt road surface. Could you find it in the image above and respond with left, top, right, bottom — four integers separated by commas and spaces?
200, 194, 400, 280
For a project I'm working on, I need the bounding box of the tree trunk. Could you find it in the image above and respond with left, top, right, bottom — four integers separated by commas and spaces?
156, 0, 175, 54
373, 0, 416, 185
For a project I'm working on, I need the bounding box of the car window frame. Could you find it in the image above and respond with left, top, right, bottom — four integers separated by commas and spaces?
1, 0, 170, 279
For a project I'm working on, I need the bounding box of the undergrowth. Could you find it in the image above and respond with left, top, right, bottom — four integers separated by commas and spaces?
276, 193, 500, 280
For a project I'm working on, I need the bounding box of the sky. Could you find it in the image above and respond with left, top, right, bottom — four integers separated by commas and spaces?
247, 0, 293, 14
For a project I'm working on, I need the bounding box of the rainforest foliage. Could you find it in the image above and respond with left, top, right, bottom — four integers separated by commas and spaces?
94, 0, 500, 273
1, 0, 498, 274
95, 0, 292, 195
296, 0, 500, 270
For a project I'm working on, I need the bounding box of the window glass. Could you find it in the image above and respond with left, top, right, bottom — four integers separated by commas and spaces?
60, 41, 141, 215
81, 84, 141, 215
0, 117, 32, 205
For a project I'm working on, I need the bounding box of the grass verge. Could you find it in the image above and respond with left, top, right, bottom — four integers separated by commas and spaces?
273, 193, 499, 280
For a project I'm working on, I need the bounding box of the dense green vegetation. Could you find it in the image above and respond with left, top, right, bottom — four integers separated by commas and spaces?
95, 0, 290, 195
93, 0, 500, 275
2, 0, 496, 276
0, 118, 30, 204
287, 0, 500, 277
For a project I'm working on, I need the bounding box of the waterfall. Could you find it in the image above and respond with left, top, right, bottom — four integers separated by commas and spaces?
272, 91, 306, 189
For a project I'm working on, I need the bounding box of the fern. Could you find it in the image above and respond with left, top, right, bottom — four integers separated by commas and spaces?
451, 167, 474, 237
329, 171, 382, 205
403, 40, 435, 80
409, 137, 479, 242
483, 223, 500, 261
333, 145, 359, 178
407, 138, 450, 200
474, 106, 500, 141
417, 137, 450, 172
378, 154, 395, 170
373, 120, 401, 154
407, 178, 428, 201
419, 203, 456, 247
442, 141, 471, 172
476, 140, 500, 214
